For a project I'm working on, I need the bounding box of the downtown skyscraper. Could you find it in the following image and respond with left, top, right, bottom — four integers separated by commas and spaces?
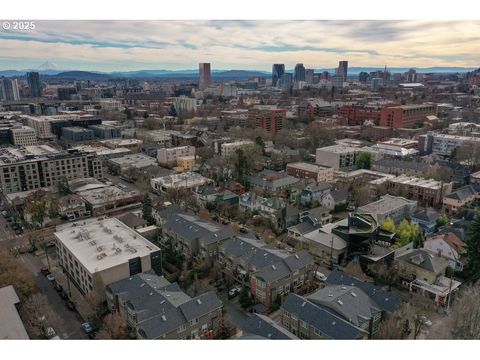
272, 64, 285, 87
199, 63, 212, 90
26, 71, 42, 98
336, 60, 348, 81
294, 63, 306, 82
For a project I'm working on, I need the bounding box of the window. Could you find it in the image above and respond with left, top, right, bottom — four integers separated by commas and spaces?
189, 318, 198, 326
177, 324, 187, 333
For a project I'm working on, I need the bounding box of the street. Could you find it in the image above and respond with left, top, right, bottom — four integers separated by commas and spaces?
19, 253, 88, 339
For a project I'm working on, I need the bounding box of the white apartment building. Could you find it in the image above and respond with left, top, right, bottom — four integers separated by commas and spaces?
220, 140, 254, 158
316, 144, 358, 170
55, 217, 161, 294
157, 145, 195, 165
10, 126, 37, 146
173, 96, 198, 114
22, 115, 55, 140
99, 99, 123, 111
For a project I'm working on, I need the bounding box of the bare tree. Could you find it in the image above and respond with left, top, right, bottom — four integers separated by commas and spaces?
96, 313, 131, 339
376, 305, 411, 340
451, 285, 480, 339
20, 293, 63, 339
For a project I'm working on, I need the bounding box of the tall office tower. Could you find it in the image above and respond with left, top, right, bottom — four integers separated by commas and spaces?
336, 60, 348, 81
27, 72, 42, 98
294, 63, 306, 82
272, 64, 285, 87
305, 69, 314, 84
199, 63, 212, 90
0, 78, 20, 101
358, 72, 369, 83
320, 71, 330, 80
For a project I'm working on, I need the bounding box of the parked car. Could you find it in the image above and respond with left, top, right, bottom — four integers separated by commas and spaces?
82, 323, 94, 334
15, 229, 23, 235
315, 271, 328, 282
40, 267, 50, 276
228, 285, 242, 299
54, 283, 63, 292
59, 291, 68, 300
66, 301, 76, 311
46, 274, 55, 282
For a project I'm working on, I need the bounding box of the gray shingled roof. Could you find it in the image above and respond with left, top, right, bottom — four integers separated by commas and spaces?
107, 273, 222, 339
396, 248, 449, 275
444, 185, 479, 201
326, 269, 401, 313
243, 313, 299, 339
282, 294, 366, 339
412, 208, 439, 222
162, 212, 235, 247
307, 285, 381, 326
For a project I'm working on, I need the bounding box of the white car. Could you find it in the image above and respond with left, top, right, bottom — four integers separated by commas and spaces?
228, 286, 242, 298
315, 271, 327, 282
46, 274, 55, 282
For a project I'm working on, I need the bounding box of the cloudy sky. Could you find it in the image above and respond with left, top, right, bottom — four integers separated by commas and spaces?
0, 20, 479, 71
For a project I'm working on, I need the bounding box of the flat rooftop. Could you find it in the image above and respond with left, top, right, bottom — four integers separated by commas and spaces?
389, 175, 446, 190
78, 185, 139, 206
358, 195, 416, 215
287, 162, 331, 172
317, 144, 358, 154
0, 285, 29, 339
54, 217, 160, 274
108, 153, 157, 168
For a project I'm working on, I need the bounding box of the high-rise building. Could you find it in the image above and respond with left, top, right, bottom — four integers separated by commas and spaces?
26, 72, 42, 98
0, 78, 20, 101
199, 63, 211, 90
305, 69, 314, 84
406, 68, 417, 83
336, 60, 348, 81
294, 63, 306, 82
248, 105, 287, 136
278, 73, 293, 90
272, 64, 285, 87
358, 72, 369, 83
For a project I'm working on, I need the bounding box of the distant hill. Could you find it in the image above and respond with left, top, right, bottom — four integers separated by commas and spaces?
48, 71, 111, 80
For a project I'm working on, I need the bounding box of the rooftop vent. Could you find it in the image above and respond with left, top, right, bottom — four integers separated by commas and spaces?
196, 299, 202, 305
301, 302, 306, 307
161, 315, 167, 321
351, 292, 357, 298
337, 300, 343, 305
140, 283, 145, 287
271, 265, 276, 270
294, 254, 299, 259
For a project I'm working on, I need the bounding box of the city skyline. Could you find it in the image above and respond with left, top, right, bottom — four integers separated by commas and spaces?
1, 20, 480, 72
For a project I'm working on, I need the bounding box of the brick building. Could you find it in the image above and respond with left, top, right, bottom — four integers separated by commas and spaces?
380, 103, 437, 128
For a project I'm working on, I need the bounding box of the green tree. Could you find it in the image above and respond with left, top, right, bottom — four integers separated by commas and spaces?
380, 217, 395, 233
239, 287, 252, 309
141, 194, 155, 225
255, 136, 265, 154
355, 152, 372, 170
235, 148, 249, 185
57, 176, 71, 195
25, 198, 48, 228
436, 214, 449, 229
465, 217, 480, 282
396, 220, 422, 248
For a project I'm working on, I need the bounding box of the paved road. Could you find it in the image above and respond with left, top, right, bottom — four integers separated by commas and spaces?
218, 291, 249, 331
19, 253, 88, 339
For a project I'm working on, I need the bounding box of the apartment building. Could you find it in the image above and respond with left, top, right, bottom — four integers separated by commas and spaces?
380, 103, 437, 128
248, 105, 287, 136
157, 145, 195, 165
106, 272, 222, 339
55, 217, 162, 294
316, 144, 359, 170
286, 162, 334, 183
443, 184, 480, 215
385, 175, 453, 207
220, 140, 254, 158
22, 115, 56, 140
9, 126, 37, 146
218, 235, 314, 308
418, 132, 480, 156
0, 146, 103, 194
357, 194, 417, 224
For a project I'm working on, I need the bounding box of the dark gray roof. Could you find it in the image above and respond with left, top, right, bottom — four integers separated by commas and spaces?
412, 208, 439, 222
444, 185, 479, 201
243, 314, 298, 340
373, 158, 430, 172
255, 251, 313, 283
162, 212, 235, 247
282, 294, 366, 339
396, 248, 449, 275
307, 285, 381, 326
326, 269, 401, 313
107, 272, 222, 339
117, 212, 148, 229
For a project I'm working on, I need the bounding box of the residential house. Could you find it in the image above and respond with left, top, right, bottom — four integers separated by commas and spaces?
248, 169, 299, 194
443, 184, 480, 215
423, 232, 465, 271
241, 313, 298, 339
300, 182, 334, 208
395, 248, 461, 305
411, 208, 440, 235
57, 194, 90, 221
106, 272, 222, 339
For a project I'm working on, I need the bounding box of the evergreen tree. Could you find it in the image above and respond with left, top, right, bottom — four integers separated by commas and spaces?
141, 194, 155, 225
466, 218, 480, 282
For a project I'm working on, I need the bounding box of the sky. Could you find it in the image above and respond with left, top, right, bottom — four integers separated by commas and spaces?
0, 20, 479, 72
